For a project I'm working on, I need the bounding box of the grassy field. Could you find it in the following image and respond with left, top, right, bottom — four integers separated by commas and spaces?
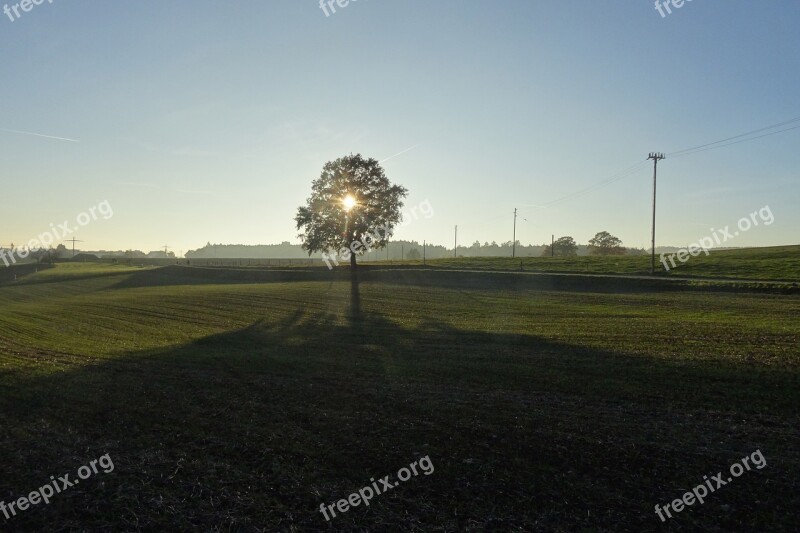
1, 263, 798, 531
397, 245, 800, 281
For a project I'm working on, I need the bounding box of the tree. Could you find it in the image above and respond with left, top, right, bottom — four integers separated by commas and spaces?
295, 154, 408, 271
30, 248, 48, 263
541, 236, 577, 257
626, 247, 648, 256
407, 248, 421, 260
588, 231, 625, 256
41, 247, 60, 265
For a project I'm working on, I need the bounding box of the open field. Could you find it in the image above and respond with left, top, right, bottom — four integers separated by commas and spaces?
148, 245, 800, 283
1, 263, 799, 531
418, 245, 800, 282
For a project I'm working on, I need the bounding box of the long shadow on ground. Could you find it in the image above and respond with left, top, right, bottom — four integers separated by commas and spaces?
0, 310, 797, 531
107, 265, 762, 294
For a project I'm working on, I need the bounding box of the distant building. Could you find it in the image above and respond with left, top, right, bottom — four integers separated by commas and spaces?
71, 253, 100, 262
146, 251, 175, 258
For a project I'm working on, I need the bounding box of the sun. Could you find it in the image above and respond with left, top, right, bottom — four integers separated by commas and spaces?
342, 194, 357, 212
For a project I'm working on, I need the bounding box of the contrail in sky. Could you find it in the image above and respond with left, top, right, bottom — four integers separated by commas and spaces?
380, 144, 419, 164
1, 128, 80, 143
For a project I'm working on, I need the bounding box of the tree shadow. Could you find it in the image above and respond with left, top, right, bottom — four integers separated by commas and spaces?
0, 263, 55, 284
349, 268, 361, 324
110, 265, 337, 290
0, 309, 796, 531
106, 265, 689, 294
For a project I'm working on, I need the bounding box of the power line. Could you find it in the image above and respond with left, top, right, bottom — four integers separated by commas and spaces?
446, 114, 799, 251
668, 115, 800, 157
65, 237, 83, 258
512, 208, 517, 258
669, 123, 800, 159
527, 114, 800, 209
536, 160, 650, 208
647, 153, 665, 275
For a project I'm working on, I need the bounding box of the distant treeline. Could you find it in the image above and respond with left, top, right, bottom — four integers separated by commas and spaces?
0, 241, 690, 264
184, 240, 656, 260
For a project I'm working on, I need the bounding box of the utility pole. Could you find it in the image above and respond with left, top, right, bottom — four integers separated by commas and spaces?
401, 244, 404, 261
66, 237, 83, 258
512, 208, 517, 258
423, 240, 426, 265
454, 225, 458, 258
648, 152, 665, 275
551, 235, 554, 257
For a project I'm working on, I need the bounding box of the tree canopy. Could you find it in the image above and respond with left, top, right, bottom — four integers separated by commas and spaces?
542, 236, 578, 257
588, 231, 626, 255
295, 154, 408, 268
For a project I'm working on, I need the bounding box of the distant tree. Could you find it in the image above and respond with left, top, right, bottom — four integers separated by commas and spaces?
541, 236, 578, 257
407, 248, 421, 260
30, 248, 48, 263
32, 247, 62, 264
588, 231, 626, 256
468, 240, 482, 257
627, 247, 648, 256
295, 154, 408, 271
42, 247, 60, 264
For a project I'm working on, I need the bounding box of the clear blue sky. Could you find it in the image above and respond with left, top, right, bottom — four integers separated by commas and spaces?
2, 1, 798, 255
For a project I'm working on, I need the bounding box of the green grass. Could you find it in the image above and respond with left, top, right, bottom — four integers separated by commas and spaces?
16, 262, 155, 283
417, 245, 800, 281
0, 263, 798, 531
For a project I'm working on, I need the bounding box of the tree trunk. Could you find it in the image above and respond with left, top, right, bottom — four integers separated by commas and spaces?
349, 249, 361, 319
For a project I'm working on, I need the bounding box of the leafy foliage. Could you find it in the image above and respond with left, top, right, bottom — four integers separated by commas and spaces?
588, 231, 626, 256
295, 154, 407, 265
542, 236, 578, 257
